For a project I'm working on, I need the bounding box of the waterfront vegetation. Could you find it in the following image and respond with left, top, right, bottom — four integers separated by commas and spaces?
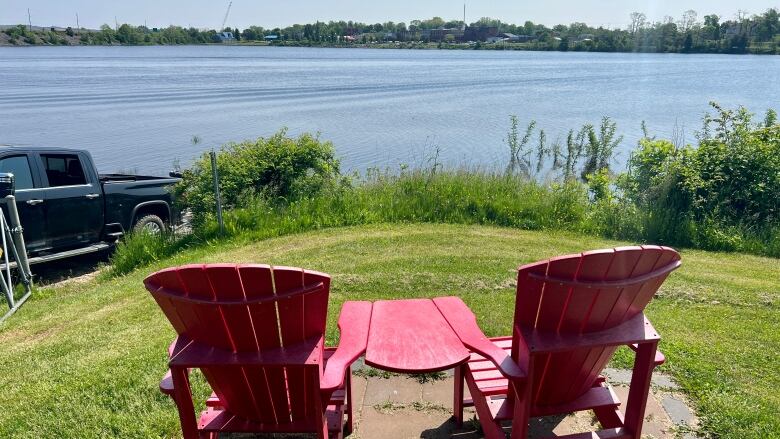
0, 104, 778, 438
111, 103, 780, 276
3, 7, 780, 54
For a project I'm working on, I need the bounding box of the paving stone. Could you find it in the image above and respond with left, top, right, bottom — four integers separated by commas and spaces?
353, 357, 367, 370
604, 368, 633, 385
351, 376, 368, 407
362, 376, 421, 406
650, 374, 679, 389
662, 395, 695, 426
359, 407, 475, 439
601, 386, 674, 438
422, 377, 455, 410
239, 373, 697, 439
612, 384, 629, 404
603, 368, 679, 390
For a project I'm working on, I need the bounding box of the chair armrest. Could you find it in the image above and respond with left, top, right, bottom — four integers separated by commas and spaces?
160, 369, 174, 396
321, 301, 373, 393
169, 336, 322, 367
160, 338, 183, 396
629, 343, 666, 366
433, 297, 526, 380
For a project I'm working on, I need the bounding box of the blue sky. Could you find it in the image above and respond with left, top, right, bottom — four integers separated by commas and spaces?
2, 0, 778, 30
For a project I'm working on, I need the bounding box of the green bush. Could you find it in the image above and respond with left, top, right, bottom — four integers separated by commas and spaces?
615, 103, 780, 254
173, 129, 342, 228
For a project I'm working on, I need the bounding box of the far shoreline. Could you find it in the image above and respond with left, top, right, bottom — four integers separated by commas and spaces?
0, 41, 773, 56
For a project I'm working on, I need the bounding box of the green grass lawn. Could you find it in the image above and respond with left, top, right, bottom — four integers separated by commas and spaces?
0, 224, 777, 438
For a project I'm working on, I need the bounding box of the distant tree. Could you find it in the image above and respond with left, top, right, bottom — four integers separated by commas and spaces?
756, 8, 779, 41
702, 14, 721, 40
629, 12, 647, 34
683, 33, 694, 51
680, 10, 698, 33
99, 24, 115, 44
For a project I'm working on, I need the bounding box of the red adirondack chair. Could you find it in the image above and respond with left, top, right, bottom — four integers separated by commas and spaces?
144, 264, 371, 439
438, 246, 681, 439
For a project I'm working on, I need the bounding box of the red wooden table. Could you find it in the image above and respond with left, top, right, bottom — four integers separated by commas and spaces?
364, 298, 471, 373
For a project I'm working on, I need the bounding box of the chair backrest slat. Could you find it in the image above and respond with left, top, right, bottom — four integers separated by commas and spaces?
145, 264, 331, 426
512, 246, 680, 406
241, 265, 283, 350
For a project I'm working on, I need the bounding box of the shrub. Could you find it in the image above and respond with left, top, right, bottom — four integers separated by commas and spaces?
173, 129, 342, 229
617, 103, 780, 254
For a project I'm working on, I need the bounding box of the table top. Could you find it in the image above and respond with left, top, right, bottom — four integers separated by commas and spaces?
364, 298, 471, 373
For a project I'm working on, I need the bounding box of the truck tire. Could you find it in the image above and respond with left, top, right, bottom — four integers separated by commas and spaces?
133, 214, 166, 235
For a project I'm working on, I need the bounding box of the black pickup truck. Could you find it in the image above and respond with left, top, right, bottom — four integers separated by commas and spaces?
0, 147, 179, 259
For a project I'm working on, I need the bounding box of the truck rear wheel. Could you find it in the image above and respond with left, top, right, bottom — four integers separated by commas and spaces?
133, 214, 166, 235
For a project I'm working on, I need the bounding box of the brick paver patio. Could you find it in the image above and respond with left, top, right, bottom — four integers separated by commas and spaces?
236, 362, 698, 439
345, 363, 698, 439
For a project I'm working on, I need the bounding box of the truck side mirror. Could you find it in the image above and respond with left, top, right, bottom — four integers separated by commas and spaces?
0, 173, 15, 198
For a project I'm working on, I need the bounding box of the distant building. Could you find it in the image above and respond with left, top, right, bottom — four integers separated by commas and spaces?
217, 32, 235, 42
500, 33, 534, 43
396, 25, 500, 43
264, 35, 279, 41
486, 36, 505, 43
424, 27, 464, 42
396, 30, 421, 41
464, 25, 499, 42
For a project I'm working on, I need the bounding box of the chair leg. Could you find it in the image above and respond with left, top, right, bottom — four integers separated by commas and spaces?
345, 367, 354, 435
623, 341, 658, 438
465, 376, 506, 439
508, 380, 530, 439
170, 366, 200, 439
454, 364, 465, 426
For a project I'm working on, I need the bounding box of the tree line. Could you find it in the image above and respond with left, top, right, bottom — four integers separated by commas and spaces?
3, 8, 780, 54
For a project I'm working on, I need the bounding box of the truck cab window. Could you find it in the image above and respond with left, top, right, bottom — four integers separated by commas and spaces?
41, 154, 87, 187
0, 155, 35, 190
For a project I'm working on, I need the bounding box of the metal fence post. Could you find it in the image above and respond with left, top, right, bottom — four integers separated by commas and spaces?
5, 195, 30, 275
210, 150, 225, 234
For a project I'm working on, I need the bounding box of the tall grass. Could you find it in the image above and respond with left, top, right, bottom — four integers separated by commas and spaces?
109, 166, 780, 277
108, 170, 590, 276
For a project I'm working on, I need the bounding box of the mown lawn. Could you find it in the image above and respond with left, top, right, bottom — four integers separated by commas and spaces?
0, 224, 777, 438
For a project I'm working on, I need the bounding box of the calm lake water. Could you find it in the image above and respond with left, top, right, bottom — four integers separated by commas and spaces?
1, 45, 779, 175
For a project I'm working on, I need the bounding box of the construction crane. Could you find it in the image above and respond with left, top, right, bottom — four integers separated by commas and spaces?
220, 1, 232, 32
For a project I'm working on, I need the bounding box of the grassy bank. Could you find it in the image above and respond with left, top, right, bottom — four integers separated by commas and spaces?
1, 224, 778, 437
111, 168, 780, 277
